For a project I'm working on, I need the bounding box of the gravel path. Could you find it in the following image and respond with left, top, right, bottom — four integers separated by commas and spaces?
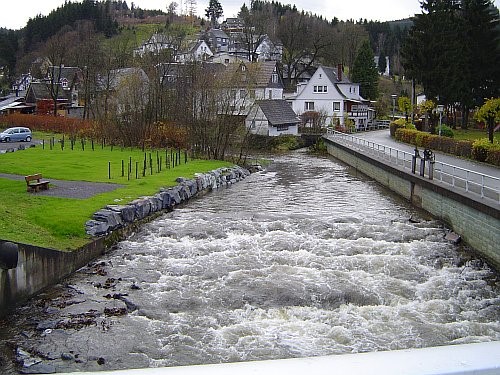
0, 173, 123, 199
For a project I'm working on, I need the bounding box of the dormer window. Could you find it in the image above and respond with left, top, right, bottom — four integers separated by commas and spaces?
241, 65, 246, 72
61, 78, 69, 89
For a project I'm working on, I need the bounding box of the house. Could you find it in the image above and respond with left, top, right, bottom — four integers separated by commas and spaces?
134, 33, 176, 57
204, 29, 230, 53
255, 35, 283, 62
290, 64, 374, 129
209, 52, 249, 65
223, 60, 284, 115
96, 68, 150, 116
374, 55, 390, 76
246, 99, 300, 136
47, 65, 83, 107
11, 73, 32, 94
25, 81, 68, 115
175, 40, 213, 63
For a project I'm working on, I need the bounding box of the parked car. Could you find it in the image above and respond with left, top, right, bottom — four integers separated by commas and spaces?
0, 127, 32, 142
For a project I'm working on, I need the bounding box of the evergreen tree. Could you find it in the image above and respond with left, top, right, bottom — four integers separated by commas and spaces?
402, 0, 499, 126
205, 0, 223, 28
351, 40, 379, 100
377, 53, 387, 74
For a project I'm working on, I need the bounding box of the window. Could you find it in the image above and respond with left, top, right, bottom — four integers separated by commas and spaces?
317, 86, 323, 92
240, 89, 246, 98
268, 90, 272, 99
231, 89, 237, 99
240, 105, 246, 111
272, 74, 278, 83
323, 86, 328, 92
277, 124, 289, 131
313, 86, 317, 93
249, 89, 256, 99
333, 101, 340, 111
305, 102, 314, 111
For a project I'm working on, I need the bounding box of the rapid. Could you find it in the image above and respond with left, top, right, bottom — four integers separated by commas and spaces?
1, 151, 499, 373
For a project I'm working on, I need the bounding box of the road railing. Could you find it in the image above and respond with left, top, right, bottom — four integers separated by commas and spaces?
326, 129, 500, 204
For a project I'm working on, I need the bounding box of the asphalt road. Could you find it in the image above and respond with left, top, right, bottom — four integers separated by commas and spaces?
0, 139, 38, 151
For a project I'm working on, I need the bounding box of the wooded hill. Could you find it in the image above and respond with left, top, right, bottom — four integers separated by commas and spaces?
0, 0, 411, 90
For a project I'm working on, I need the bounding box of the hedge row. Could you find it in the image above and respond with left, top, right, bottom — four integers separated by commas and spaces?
1, 113, 92, 135
395, 128, 500, 166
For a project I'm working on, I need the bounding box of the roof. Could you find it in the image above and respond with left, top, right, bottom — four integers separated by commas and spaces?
105, 68, 149, 90
48, 66, 83, 83
322, 65, 351, 84
257, 100, 300, 125
26, 81, 67, 102
207, 28, 229, 39
225, 61, 282, 88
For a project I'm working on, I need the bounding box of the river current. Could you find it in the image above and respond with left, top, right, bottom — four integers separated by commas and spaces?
1, 151, 499, 373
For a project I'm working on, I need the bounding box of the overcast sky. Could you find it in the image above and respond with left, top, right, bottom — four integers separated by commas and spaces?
1, 0, 499, 30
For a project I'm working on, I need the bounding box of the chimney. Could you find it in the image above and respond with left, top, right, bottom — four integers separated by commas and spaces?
337, 63, 343, 81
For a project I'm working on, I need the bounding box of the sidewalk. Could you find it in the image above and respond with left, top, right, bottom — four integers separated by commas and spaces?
354, 129, 500, 187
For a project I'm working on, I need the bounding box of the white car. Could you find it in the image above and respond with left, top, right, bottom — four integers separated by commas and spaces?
0, 127, 32, 142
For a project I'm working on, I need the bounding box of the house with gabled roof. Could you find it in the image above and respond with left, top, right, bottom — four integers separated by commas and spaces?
204, 28, 230, 53
223, 60, 284, 116
175, 40, 213, 63
290, 64, 375, 129
47, 65, 83, 107
25, 81, 68, 115
246, 99, 300, 136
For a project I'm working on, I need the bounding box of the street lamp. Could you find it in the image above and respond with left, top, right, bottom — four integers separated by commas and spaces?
391, 94, 397, 122
437, 104, 444, 136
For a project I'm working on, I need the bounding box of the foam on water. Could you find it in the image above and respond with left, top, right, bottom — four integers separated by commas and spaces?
1, 152, 498, 373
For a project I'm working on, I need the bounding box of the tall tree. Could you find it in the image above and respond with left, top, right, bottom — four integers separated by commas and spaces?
351, 40, 379, 100
402, 0, 499, 127
377, 53, 387, 74
205, 0, 223, 28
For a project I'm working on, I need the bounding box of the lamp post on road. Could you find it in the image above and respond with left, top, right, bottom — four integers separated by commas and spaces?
437, 104, 444, 136
391, 94, 397, 122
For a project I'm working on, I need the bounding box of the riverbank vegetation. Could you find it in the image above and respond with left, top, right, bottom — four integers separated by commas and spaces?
0, 144, 231, 250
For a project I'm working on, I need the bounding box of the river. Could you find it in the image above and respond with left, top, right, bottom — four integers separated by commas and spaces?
1, 151, 499, 374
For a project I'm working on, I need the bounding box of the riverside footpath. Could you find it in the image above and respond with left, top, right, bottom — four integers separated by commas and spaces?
323, 129, 500, 270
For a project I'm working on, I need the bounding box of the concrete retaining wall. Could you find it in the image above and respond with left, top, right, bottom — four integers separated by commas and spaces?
325, 139, 500, 271
0, 165, 254, 316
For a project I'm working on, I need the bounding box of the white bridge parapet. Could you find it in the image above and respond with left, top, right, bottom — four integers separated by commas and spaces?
61, 341, 500, 375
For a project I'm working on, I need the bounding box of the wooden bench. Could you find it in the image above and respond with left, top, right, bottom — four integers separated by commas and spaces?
25, 173, 50, 193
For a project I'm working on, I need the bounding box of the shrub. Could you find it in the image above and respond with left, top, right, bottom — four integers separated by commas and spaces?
472, 138, 500, 165
390, 119, 405, 136
436, 125, 454, 138
472, 138, 491, 162
1, 113, 92, 135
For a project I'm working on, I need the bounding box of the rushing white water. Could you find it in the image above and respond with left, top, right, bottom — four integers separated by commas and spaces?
1, 152, 499, 373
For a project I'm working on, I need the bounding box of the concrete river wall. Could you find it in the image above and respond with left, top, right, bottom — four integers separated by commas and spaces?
324, 137, 500, 271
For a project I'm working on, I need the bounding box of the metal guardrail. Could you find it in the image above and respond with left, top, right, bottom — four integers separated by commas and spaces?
326, 129, 500, 204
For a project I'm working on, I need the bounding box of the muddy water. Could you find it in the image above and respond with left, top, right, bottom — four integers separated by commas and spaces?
1, 152, 499, 373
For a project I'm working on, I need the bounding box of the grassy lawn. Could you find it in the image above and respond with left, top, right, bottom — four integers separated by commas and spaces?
0, 144, 231, 251
452, 128, 500, 142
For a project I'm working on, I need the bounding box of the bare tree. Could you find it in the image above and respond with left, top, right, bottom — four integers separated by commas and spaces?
44, 25, 78, 116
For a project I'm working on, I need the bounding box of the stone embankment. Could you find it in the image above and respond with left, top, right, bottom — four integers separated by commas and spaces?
85, 165, 256, 237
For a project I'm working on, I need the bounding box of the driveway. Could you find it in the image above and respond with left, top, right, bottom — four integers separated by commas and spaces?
0, 139, 37, 152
